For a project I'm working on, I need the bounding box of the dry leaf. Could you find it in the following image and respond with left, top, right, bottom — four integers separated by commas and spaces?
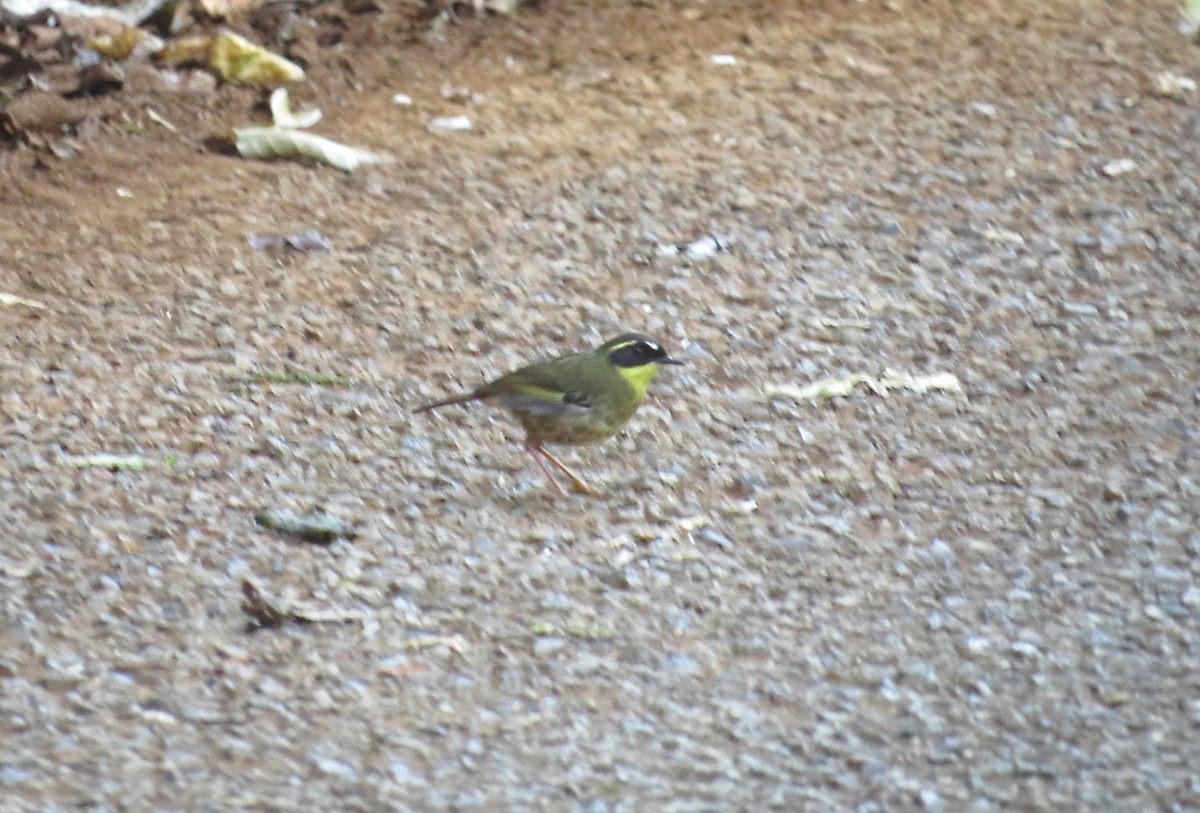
767, 372, 964, 402
210, 30, 303, 85
88, 27, 163, 61
157, 34, 214, 64
199, 0, 267, 19
0, 292, 47, 309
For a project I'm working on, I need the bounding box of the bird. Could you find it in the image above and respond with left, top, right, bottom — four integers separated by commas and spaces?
414, 333, 684, 494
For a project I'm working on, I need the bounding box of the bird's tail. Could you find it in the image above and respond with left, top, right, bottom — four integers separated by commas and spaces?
413, 392, 481, 413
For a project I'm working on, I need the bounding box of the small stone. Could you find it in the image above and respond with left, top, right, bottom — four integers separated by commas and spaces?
185, 70, 218, 95
533, 637, 567, 658
428, 115, 473, 132
1102, 158, 1136, 177
964, 635, 990, 652
74, 62, 125, 96
311, 755, 358, 781
731, 189, 758, 210
684, 234, 725, 259
595, 567, 633, 590
390, 760, 424, 786
1149, 71, 1196, 98
1102, 483, 1126, 502
1054, 114, 1079, 136
1010, 639, 1039, 657
698, 528, 733, 550
1, 92, 85, 133
1100, 689, 1130, 707
664, 653, 699, 677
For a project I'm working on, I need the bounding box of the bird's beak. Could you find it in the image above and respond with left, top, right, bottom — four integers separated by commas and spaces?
662, 355, 685, 366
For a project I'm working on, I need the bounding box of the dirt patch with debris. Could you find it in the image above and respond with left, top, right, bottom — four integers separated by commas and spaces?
2, 0, 1199, 809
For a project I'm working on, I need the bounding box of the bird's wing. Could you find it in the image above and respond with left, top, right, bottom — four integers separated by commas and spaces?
479, 362, 593, 415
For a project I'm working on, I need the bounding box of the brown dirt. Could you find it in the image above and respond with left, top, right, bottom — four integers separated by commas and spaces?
2, 0, 1199, 810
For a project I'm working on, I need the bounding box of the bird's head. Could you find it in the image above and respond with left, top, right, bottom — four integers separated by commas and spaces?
600, 333, 684, 399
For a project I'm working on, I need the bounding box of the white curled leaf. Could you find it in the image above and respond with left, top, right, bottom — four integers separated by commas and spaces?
235, 126, 391, 172
269, 87, 322, 129
234, 88, 390, 172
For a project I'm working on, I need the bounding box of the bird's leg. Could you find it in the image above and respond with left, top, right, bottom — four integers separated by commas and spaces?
524, 441, 567, 495
533, 443, 598, 496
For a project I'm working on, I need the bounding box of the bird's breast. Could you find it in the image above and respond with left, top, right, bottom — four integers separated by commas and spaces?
518, 389, 637, 445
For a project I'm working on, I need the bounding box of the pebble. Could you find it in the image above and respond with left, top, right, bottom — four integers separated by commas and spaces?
428, 115, 473, 132
533, 637, 568, 658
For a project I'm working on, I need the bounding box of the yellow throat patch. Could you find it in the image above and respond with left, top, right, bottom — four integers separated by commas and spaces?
615, 361, 661, 401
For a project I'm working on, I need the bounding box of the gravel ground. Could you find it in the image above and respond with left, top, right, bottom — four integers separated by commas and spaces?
1, 0, 1199, 810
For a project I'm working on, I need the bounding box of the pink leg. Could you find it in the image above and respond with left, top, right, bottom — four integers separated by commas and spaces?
530, 442, 597, 495
525, 441, 567, 494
